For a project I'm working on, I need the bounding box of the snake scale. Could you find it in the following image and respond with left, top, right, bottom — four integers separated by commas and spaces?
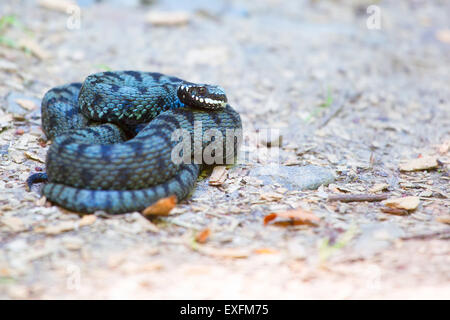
27, 71, 242, 214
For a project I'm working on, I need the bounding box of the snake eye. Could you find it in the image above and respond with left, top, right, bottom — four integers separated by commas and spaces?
198, 87, 207, 95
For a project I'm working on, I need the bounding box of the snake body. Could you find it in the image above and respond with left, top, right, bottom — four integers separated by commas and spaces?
29, 71, 242, 214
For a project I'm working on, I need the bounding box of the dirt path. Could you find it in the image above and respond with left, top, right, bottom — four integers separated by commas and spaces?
0, 0, 449, 299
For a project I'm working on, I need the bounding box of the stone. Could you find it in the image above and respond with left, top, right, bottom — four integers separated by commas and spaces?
249, 164, 335, 191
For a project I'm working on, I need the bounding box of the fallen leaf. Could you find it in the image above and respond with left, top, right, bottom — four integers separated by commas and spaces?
254, 248, 278, 254
15, 99, 37, 111
435, 29, 450, 43
369, 183, 389, 193
209, 166, 227, 186
1, 217, 26, 232
146, 11, 190, 26
260, 192, 283, 201
383, 196, 420, 211
142, 195, 177, 216
436, 215, 450, 225
24, 151, 45, 163
399, 156, 438, 171
78, 215, 96, 227
43, 221, 77, 235
380, 207, 410, 216
18, 39, 51, 60
38, 0, 76, 13
264, 208, 320, 227
195, 228, 211, 243
196, 246, 250, 259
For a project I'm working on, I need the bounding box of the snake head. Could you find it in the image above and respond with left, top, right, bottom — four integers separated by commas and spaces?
177, 83, 227, 110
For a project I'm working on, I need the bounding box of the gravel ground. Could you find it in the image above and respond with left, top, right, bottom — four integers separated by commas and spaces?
0, 0, 449, 299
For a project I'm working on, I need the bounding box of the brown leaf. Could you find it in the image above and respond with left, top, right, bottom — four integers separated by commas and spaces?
195, 228, 211, 243
436, 215, 450, 225
264, 208, 320, 227
383, 196, 420, 211
209, 166, 227, 186
399, 156, 438, 171
254, 248, 278, 254
142, 195, 177, 216
381, 207, 410, 216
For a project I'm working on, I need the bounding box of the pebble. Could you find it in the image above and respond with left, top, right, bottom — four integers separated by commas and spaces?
249, 164, 336, 191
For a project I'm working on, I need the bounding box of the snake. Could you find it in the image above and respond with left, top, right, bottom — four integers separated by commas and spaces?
27, 71, 242, 214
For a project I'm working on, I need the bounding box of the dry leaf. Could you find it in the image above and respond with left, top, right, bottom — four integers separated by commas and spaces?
369, 183, 389, 193
24, 151, 45, 163
209, 166, 227, 186
399, 156, 438, 171
146, 11, 190, 26
195, 228, 211, 243
380, 207, 409, 216
264, 208, 320, 226
197, 246, 250, 259
260, 192, 283, 201
254, 248, 278, 254
2, 217, 26, 232
18, 39, 51, 60
78, 215, 96, 227
43, 221, 76, 235
15, 99, 37, 111
38, 0, 76, 13
383, 196, 420, 211
142, 195, 177, 216
436, 215, 450, 225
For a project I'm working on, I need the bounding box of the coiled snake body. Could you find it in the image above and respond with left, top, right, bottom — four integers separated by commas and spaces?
28, 71, 242, 214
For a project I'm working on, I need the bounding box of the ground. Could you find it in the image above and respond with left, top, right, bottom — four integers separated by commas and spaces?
0, 0, 449, 299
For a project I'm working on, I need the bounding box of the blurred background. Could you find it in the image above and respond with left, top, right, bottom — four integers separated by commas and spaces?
0, 0, 449, 299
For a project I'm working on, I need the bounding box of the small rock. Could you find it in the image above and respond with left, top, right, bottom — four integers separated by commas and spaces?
383, 196, 420, 211
419, 190, 433, 197
399, 156, 438, 171
249, 164, 335, 191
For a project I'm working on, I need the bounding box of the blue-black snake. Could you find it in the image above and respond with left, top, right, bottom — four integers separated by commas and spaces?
27, 71, 242, 214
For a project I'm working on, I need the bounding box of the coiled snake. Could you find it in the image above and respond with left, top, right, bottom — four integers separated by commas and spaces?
27, 71, 242, 214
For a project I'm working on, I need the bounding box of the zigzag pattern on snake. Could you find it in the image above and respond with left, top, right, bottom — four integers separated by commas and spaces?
27, 71, 242, 214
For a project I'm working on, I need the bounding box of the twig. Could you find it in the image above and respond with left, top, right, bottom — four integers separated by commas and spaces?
380, 207, 409, 215
166, 219, 202, 231
328, 193, 389, 202
401, 231, 450, 241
